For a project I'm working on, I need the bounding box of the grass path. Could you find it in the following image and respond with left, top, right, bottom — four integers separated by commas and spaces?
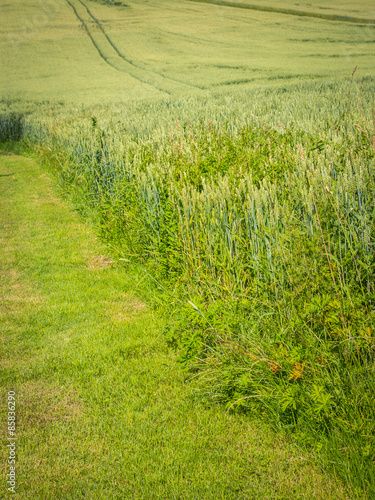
0, 150, 349, 499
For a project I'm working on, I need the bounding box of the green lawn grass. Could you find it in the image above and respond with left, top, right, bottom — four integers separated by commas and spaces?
0, 150, 351, 498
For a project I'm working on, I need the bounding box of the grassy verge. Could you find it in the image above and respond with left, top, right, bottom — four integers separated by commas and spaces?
2, 76, 373, 497
0, 150, 351, 498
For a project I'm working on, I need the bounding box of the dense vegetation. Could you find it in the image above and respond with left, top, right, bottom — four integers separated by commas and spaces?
1, 76, 374, 497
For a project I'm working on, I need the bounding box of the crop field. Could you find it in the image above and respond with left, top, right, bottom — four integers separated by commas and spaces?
1, 0, 375, 498
1, 0, 375, 103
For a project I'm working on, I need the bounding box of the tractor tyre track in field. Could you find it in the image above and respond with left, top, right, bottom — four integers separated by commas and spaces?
186, 0, 375, 25
64, 0, 202, 95
64, 0, 169, 94
76, 0, 204, 91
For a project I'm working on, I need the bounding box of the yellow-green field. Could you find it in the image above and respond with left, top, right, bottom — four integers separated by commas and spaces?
1, 0, 374, 104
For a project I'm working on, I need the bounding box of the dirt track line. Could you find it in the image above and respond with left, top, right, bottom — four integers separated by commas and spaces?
187, 0, 375, 25
77, 0, 136, 66
77, 0, 203, 91
65, 0, 115, 69
65, 0, 202, 95
64, 0, 171, 94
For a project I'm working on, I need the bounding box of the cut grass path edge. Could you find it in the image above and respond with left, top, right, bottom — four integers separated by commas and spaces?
0, 149, 350, 499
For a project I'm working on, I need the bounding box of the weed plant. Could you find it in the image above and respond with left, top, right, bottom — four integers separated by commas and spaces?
2, 76, 374, 497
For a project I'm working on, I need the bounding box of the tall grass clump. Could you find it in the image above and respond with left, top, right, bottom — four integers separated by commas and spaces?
4, 76, 375, 497
0, 112, 25, 141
